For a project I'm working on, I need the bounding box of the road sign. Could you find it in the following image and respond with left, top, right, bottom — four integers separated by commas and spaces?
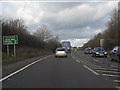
3, 35, 18, 45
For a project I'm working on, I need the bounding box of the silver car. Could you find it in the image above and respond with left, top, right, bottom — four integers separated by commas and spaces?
110, 46, 120, 62
55, 47, 67, 57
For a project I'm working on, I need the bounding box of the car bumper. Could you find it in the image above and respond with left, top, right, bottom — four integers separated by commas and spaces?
55, 53, 67, 57
95, 54, 107, 57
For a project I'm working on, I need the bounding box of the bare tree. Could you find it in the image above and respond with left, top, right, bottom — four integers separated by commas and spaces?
33, 25, 53, 42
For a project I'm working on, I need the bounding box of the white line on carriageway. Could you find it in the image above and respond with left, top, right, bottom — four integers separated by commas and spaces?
96, 70, 120, 74
102, 74, 120, 77
92, 67, 119, 71
113, 80, 120, 83
83, 65, 99, 75
0, 55, 52, 82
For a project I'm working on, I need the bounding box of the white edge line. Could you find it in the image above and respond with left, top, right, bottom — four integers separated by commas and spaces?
0, 55, 52, 82
83, 65, 99, 75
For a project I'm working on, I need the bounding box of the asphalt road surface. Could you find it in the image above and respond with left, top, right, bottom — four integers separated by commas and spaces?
1, 51, 120, 88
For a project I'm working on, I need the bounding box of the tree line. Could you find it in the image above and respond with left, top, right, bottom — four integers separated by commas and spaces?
2, 18, 60, 57
82, 8, 119, 51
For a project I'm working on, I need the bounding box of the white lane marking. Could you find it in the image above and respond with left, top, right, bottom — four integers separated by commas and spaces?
0, 55, 52, 82
113, 80, 120, 83
71, 53, 75, 59
96, 70, 120, 74
83, 65, 99, 75
110, 65, 118, 68
92, 59, 103, 63
92, 67, 119, 71
102, 74, 120, 77
92, 59, 99, 62
76, 60, 80, 63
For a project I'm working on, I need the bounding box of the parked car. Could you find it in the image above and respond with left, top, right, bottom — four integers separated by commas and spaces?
84, 48, 92, 54
110, 46, 120, 62
92, 47, 107, 57
55, 47, 67, 57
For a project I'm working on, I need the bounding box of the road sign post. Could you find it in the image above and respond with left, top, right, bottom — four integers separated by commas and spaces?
14, 44, 16, 57
7, 45, 9, 56
3, 35, 18, 56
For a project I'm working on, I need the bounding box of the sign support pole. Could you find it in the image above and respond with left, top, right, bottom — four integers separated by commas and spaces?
7, 45, 9, 56
14, 44, 16, 57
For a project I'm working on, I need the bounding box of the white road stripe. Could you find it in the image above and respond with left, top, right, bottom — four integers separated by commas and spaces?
92, 67, 119, 71
92, 59, 98, 62
96, 70, 120, 74
110, 65, 118, 68
92, 59, 103, 63
114, 80, 120, 83
71, 53, 75, 59
83, 65, 99, 75
0, 55, 52, 82
76, 60, 80, 63
92, 59, 101, 63
102, 74, 120, 77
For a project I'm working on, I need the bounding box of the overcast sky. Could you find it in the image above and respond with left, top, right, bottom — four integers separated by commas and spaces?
1, 0, 119, 47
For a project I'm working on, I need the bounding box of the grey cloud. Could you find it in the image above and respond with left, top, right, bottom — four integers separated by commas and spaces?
40, 2, 116, 31
2, 1, 118, 46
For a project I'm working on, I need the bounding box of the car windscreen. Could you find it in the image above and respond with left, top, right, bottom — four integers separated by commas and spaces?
56, 48, 65, 51
96, 48, 105, 52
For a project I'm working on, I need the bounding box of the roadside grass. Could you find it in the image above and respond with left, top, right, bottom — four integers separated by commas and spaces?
2, 47, 53, 65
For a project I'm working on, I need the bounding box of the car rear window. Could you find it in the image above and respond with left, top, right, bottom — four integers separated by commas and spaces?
56, 48, 65, 51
